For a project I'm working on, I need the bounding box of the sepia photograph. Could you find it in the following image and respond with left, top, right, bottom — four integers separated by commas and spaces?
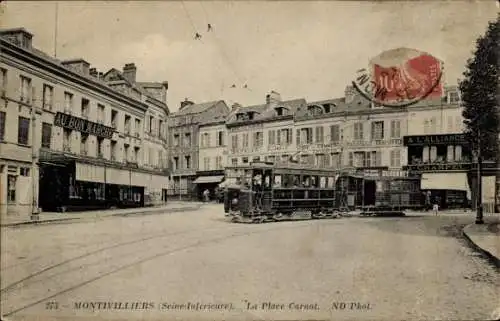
0, 1, 499, 320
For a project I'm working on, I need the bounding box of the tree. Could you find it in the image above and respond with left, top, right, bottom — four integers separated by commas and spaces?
459, 13, 500, 213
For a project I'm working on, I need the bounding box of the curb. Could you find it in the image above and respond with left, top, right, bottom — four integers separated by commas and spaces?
0, 206, 203, 227
462, 225, 500, 269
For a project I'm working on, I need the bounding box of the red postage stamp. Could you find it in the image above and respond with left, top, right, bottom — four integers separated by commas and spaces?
353, 48, 444, 107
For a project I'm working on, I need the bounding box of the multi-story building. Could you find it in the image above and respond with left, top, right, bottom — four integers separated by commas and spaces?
102, 63, 170, 205
167, 99, 228, 199
225, 91, 307, 169
0, 27, 170, 216
195, 116, 229, 200
403, 86, 497, 210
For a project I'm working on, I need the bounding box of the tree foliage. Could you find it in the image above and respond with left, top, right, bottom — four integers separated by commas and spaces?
459, 13, 499, 160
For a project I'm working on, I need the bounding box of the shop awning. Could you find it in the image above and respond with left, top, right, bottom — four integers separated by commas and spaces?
193, 175, 225, 184
421, 172, 468, 191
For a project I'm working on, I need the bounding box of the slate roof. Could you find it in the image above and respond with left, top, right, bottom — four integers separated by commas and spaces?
172, 101, 221, 116
226, 98, 307, 124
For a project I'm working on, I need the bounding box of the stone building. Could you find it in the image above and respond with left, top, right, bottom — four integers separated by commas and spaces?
167, 99, 228, 199
0, 27, 170, 217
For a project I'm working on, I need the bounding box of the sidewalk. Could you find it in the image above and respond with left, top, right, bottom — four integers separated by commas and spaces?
0, 201, 204, 227
463, 222, 500, 268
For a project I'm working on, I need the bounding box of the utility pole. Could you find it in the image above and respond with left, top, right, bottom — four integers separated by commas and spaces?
476, 129, 484, 224
30, 87, 40, 221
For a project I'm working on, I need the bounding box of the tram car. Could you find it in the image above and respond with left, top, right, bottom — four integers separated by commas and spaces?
223, 161, 422, 223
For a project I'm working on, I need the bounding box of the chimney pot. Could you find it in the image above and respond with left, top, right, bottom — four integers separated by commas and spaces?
122, 63, 137, 83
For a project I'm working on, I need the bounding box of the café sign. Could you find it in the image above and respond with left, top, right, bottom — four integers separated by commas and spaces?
54, 112, 115, 139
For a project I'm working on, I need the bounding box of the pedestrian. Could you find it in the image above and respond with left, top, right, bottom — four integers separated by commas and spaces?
203, 189, 210, 202
433, 201, 439, 216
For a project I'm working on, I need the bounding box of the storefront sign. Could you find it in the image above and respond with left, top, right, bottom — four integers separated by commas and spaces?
54, 112, 114, 139
403, 134, 466, 146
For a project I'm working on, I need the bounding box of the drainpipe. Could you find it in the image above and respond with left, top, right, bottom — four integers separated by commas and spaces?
30, 87, 40, 221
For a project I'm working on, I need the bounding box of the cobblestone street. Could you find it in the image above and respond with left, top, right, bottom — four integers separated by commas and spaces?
1, 205, 499, 321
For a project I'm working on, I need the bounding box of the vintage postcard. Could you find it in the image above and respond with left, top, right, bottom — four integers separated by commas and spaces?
0, 1, 499, 320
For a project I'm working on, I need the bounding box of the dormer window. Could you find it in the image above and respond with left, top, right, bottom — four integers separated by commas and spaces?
448, 91, 460, 104
247, 112, 255, 120
307, 105, 323, 116
322, 104, 331, 113
236, 113, 249, 121
275, 106, 289, 117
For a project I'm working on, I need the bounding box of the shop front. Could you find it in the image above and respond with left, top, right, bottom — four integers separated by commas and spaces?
193, 170, 225, 202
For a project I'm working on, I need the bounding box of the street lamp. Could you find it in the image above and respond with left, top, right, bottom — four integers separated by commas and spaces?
470, 113, 486, 225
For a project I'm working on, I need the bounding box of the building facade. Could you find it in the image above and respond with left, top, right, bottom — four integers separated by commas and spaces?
167, 100, 228, 199
195, 120, 228, 200
0, 28, 170, 216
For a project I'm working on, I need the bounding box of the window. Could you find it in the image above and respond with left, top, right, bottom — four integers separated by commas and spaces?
42, 84, 53, 110
110, 140, 117, 161
134, 147, 140, 162
216, 156, 223, 169
353, 123, 363, 140
64, 92, 73, 113
268, 130, 275, 145
242, 133, 249, 147
149, 116, 154, 133
242, 157, 249, 164
20, 75, 31, 103
41, 122, 52, 148
20, 167, 30, 176
315, 154, 325, 167
124, 115, 131, 134
217, 131, 224, 146
315, 126, 324, 143
204, 157, 210, 170
80, 133, 88, 155
330, 125, 340, 143
231, 134, 238, 152
0, 111, 5, 141
369, 151, 381, 167
371, 121, 384, 140
7, 175, 16, 202
252, 156, 260, 162
449, 91, 460, 104
135, 118, 140, 137
390, 149, 401, 167
174, 157, 179, 170
97, 104, 105, 124
205, 133, 211, 147
184, 133, 191, 146
455, 116, 463, 132
185, 155, 191, 169
299, 128, 313, 144
390, 120, 401, 138
97, 137, 104, 157
124, 144, 130, 162
353, 151, 364, 167
158, 120, 163, 138
17, 116, 30, 145
331, 153, 341, 167
284, 129, 292, 144
62, 128, 71, 152
348, 152, 353, 167
173, 134, 180, 147
253, 131, 263, 148
231, 158, 238, 166
0, 68, 6, 92
111, 110, 118, 128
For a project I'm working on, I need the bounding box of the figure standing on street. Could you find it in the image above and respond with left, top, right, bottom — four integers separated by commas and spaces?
433, 201, 439, 216
203, 189, 210, 202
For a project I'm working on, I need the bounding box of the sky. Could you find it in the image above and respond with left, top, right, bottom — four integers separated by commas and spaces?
1, 1, 498, 112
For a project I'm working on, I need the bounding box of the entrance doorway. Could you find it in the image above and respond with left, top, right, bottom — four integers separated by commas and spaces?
363, 180, 376, 206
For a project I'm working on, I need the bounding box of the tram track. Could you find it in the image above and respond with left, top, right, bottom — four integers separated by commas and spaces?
1, 219, 325, 317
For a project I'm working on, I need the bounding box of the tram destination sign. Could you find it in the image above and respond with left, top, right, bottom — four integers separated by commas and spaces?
403, 134, 467, 146
54, 112, 115, 139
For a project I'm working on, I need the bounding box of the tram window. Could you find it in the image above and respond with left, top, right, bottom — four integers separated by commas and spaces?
273, 175, 282, 188
264, 172, 271, 189
311, 176, 319, 188
320, 177, 326, 188
293, 175, 301, 187
328, 177, 334, 188
303, 176, 311, 187
282, 174, 292, 187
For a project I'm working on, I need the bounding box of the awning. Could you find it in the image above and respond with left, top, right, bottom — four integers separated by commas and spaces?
193, 175, 224, 184
421, 172, 468, 191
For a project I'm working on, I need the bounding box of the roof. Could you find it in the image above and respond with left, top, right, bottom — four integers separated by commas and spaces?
173, 100, 221, 116
226, 98, 307, 125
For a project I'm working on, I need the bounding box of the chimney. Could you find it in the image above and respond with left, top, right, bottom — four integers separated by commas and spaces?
98, 72, 104, 80
345, 85, 356, 103
266, 90, 281, 108
61, 59, 91, 76
231, 102, 242, 111
89, 68, 98, 78
122, 63, 137, 83
180, 98, 195, 110
0, 28, 33, 50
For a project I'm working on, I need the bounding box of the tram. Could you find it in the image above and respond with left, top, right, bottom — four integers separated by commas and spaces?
223, 161, 422, 223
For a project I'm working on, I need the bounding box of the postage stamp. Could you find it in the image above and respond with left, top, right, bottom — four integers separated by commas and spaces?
352, 48, 444, 107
